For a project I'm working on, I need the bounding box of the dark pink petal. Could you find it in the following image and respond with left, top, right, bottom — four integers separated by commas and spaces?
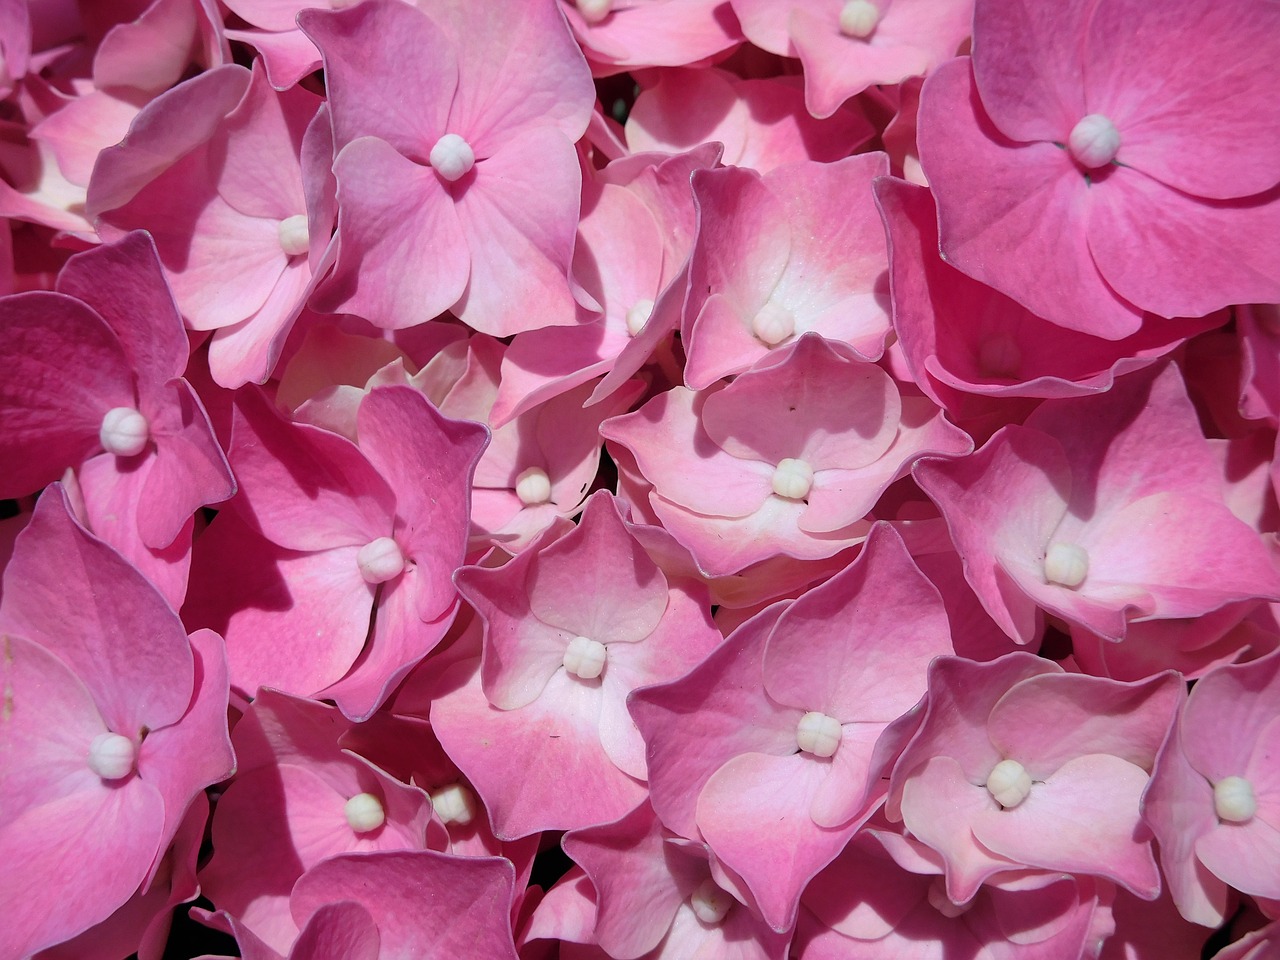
288, 902, 380, 960
1086, 173, 1280, 320
970, 0, 1090, 142
290, 851, 519, 959
1182, 652, 1280, 782
231, 386, 396, 552
318, 136, 469, 328
298, 0, 455, 154
1083, 0, 1280, 199
0, 487, 192, 735
919, 58, 1143, 339
0, 291, 135, 497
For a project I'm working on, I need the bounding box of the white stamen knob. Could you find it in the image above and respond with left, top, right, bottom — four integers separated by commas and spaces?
795, 711, 843, 758
838, 0, 880, 38
772, 458, 814, 500
1214, 776, 1256, 823
431, 782, 477, 826
978, 334, 1021, 378
99, 407, 150, 457
515, 466, 553, 506
87, 732, 136, 780
563, 635, 607, 680
344, 792, 386, 833
1044, 542, 1089, 589
751, 302, 795, 347
626, 299, 654, 336
1068, 114, 1121, 169
277, 214, 310, 256
429, 133, 476, 182
576, 0, 612, 23
357, 537, 405, 584
986, 758, 1033, 809
927, 877, 970, 917
689, 878, 732, 924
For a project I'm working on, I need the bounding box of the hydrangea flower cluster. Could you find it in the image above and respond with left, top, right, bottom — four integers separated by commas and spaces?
2, 0, 1279, 958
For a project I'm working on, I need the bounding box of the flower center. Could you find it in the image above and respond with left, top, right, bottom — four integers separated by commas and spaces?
576, 0, 612, 23
1067, 114, 1121, 169
87, 732, 136, 780
277, 214, 309, 257
563, 635, 607, 680
1214, 776, 1256, 823
99, 407, 150, 457
795, 711, 842, 758
1044, 542, 1089, 588
986, 758, 1032, 809
344, 792, 386, 833
429, 133, 476, 182
689, 878, 733, 924
515, 466, 553, 506
431, 782, 477, 826
838, 0, 880, 38
626, 299, 654, 337
772, 458, 814, 500
357, 537, 405, 584
751, 302, 795, 347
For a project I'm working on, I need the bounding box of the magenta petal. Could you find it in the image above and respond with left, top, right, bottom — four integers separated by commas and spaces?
971, 753, 1160, 897
0, 291, 134, 497
0, 488, 193, 734
919, 58, 1143, 339
289, 902, 380, 960
319, 136, 469, 328
697, 751, 857, 932
231, 386, 396, 552
1086, 172, 1280, 319
290, 851, 519, 959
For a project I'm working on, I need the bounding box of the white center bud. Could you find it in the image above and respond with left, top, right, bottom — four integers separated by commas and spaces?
576, 0, 612, 23
429, 133, 476, 182
978, 334, 1021, 378
277, 214, 310, 256
838, 0, 880, 38
795, 711, 843, 758
1214, 775, 1257, 823
626, 299, 654, 336
344, 792, 386, 833
563, 635, 607, 680
689, 878, 733, 924
431, 782, 477, 826
1067, 114, 1121, 169
87, 731, 136, 780
515, 466, 553, 506
751, 301, 795, 346
357, 536, 405, 584
986, 758, 1033, 809
772, 458, 814, 500
1044, 542, 1089, 589
99, 406, 150, 457
927, 877, 971, 917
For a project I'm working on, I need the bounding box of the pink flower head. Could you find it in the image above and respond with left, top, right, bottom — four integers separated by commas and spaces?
432, 491, 722, 838
300, 0, 595, 335
731, 0, 973, 117
0, 231, 234, 602
886, 653, 1182, 903
918, 0, 1280, 336
0, 487, 233, 958
631, 523, 954, 931
604, 334, 970, 576
1144, 650, 1280, 926
682, 154, 892, 389
915, 365, 1280, 643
